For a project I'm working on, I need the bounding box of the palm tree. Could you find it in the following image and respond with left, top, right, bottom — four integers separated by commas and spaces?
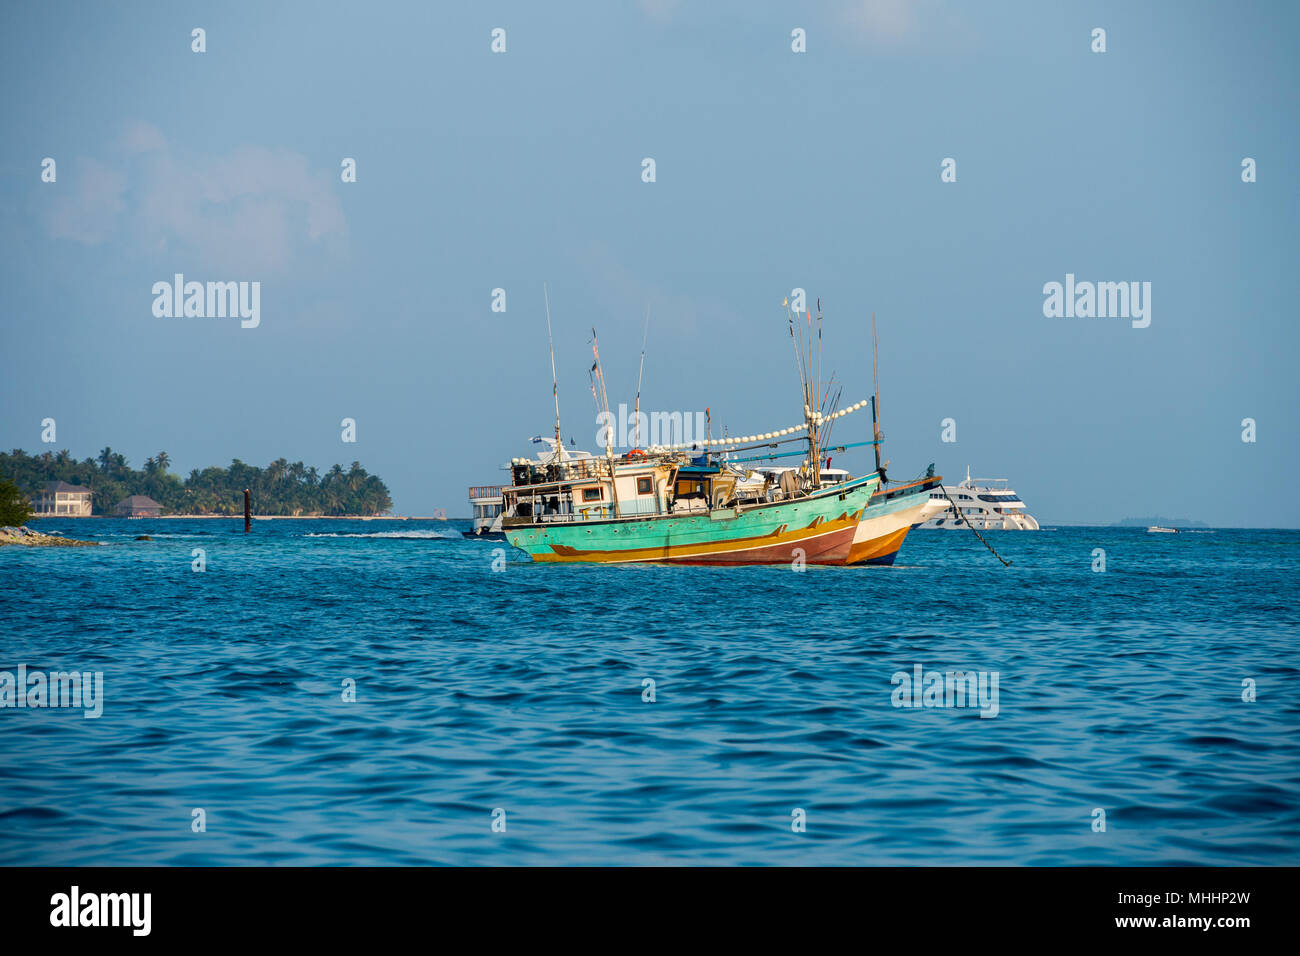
98, 447, 114, 473
154, 451, 170, 473
267, 458, 288, 486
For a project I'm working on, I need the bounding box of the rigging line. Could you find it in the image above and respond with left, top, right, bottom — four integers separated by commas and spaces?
937, 483, 1014, 567
820, 365, 837, 413
728, 438, 880, 464
819, 387, 843, 457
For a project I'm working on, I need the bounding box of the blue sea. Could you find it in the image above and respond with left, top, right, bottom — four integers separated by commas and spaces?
1, 519, 1296, 866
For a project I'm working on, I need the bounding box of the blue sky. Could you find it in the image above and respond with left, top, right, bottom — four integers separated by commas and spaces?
1, 0, 1296, 525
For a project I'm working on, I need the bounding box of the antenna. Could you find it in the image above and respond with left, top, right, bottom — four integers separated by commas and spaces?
544, 283, 563, 463
633, 306, 649, 448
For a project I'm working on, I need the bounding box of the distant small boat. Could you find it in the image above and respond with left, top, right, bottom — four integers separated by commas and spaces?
1147, 526, 1178, 533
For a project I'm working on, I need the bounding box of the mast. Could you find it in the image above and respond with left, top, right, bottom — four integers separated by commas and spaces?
633, 306, 649, 448
785, 295, 817, 492
544, 283, 563, 463
806, 305, 820, 487
816, 299, 824, 480
590, 328, 621, 517
871, 313, 883, 477
817, 298, 823, 420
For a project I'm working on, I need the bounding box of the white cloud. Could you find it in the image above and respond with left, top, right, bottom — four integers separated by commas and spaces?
120, 119, 167, 154
851, 0, 915, 39
638, 0, 682, 25
46, 159, 126, 245
44, 122, 346, 274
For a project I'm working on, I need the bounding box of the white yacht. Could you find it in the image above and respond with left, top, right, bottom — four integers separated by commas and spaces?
918, 466, 1039, 530
465, 436, 596, 539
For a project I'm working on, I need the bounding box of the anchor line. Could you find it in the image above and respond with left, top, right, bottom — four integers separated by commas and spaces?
937, 484, 1013, 567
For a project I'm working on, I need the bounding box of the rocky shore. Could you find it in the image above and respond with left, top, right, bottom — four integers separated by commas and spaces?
0, 526, 100, 547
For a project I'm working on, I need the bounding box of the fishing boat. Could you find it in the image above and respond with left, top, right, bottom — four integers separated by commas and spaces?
503, 447, 878, 565
753, 466, 945, 565
465, 486, 507, 539
835, 317, 946, 565
849, 473, 947, 564
501, 290, 941, 566
464, 436, 595, 539
1147, 526, 1178, 534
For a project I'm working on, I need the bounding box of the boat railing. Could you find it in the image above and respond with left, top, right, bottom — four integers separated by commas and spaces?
468, 485, 506, 499
519, 496, 668, 523
511, 459, 610, 487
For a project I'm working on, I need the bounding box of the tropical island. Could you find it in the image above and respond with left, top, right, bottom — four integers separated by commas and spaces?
1, 448, 393, 517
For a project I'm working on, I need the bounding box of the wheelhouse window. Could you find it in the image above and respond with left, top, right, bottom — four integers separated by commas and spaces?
637, 477, 653, 495
581, 487, 603, 502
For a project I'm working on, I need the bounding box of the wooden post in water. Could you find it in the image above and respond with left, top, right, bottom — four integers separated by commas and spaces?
244, 488, 251, 533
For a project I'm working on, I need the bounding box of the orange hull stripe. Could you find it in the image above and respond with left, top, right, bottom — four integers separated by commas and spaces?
533, 510, 862, 563
845, 526, 911, 565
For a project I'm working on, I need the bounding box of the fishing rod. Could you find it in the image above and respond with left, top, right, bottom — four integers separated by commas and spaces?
786, 298, 808, 399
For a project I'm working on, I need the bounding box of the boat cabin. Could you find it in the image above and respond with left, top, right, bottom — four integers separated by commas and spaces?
501, 454, 795, 527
